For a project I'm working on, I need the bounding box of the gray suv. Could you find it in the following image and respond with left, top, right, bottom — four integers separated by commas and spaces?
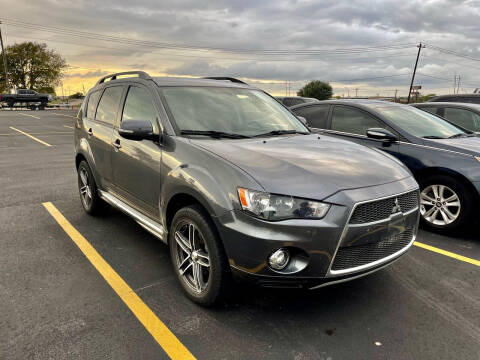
75, 71, 420, 305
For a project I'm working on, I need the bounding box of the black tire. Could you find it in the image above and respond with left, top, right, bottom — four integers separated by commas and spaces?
169, 205, 231, 306
77, 160, 109, 215
419, 174, 474, 231
7, 101, 14, 108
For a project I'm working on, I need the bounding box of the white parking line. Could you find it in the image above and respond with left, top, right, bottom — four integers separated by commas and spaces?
63, 125, 74, 129
52, 112, 77, 118
18, 112, 41, 120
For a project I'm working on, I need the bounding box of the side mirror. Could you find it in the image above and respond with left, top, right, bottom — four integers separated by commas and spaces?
118, 119, 156, 141
297, 116, 308, 126
366, 128, 398, 142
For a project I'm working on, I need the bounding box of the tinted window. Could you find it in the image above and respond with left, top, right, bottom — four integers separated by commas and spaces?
331, 106, 384, 135
443, 107, 480, 132
86, 90, 102, 119
295, 105, 330, 129
122, 86, 157, 125
282, 98, 295, 107
162, 87, 307, 136
95, 86, 123, 125
463, 97, 480, 104
421, 107, 438, 115
18, 90, 27, 94
379, 106, 466, 139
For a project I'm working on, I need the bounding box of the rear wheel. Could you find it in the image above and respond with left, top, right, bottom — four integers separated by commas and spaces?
169, 205, 230, 306
77, 160, 109, 215
419, 175, 473, 230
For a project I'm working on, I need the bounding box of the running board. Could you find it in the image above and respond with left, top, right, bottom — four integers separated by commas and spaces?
99, 190, 167, 243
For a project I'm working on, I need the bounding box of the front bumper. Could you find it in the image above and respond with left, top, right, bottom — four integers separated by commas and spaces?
215, 177, 419, 288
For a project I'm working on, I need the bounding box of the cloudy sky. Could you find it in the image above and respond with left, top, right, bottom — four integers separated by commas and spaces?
1, 0, 480, 96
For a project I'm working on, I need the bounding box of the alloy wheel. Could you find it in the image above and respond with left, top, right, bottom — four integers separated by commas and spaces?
79, 168, 93, 208
420, 184, 461, 226
174, 221, 211, 293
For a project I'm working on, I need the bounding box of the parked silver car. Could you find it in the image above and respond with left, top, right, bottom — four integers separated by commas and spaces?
75, 72, 420, 305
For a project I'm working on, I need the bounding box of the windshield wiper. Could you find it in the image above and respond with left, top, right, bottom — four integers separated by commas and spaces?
180, 130, 250, 139
448, 133, 471, 139
252, 129, 310, 137
422, 135, 446, 139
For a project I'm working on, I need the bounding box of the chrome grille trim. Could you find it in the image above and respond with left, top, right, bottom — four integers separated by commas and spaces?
326, 187, 420, 277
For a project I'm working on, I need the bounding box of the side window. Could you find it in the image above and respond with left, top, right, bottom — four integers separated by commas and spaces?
122, 87, 158, 126
86, 90, 102, 119
331, 106, 385, 136
443, 108, 480, 131
421, 107, 438, 115
295, 105, 330, 129
95, 86, 123, 125
282, 98, 294, 107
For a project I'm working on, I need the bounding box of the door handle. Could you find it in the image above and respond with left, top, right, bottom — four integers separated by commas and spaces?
87, 128, 93, 136
112, 138, 122, 150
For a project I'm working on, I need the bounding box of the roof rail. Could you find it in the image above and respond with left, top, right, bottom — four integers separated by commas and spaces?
203, 77, 248, 85
96, 71, 152, 85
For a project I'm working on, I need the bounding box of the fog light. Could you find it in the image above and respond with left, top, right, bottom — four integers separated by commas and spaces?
268, 248, 290, 270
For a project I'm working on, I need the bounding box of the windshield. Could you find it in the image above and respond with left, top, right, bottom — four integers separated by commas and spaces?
378, 106, 467, 139
161, 87, 308, 137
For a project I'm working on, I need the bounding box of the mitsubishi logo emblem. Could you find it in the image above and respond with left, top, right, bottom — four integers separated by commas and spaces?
391, 197, 402, 214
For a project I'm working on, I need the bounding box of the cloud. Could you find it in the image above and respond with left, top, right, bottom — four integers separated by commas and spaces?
3, 0, 480, 95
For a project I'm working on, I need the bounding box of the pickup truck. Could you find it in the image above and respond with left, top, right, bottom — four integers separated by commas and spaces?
0, 89, 51, 110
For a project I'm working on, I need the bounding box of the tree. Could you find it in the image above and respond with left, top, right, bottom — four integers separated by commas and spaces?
68, 92, 84, 99
1, 42, 67, 91
297, 80, 332, 100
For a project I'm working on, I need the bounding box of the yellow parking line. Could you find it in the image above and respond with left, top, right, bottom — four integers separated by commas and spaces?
9, 126, 52, 147
18, 112, 41, 119
42, 202, 196, 360
414, 241, 480, 267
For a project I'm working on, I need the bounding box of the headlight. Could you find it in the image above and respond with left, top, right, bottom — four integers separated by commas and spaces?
237, 188, 330, 221
475, 156, 480, 163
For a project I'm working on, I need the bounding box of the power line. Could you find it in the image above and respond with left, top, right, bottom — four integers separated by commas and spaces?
0, 17, 416, 56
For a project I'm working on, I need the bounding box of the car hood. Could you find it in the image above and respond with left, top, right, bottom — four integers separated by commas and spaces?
192, 134, 411, 200
424, 136, 480, 156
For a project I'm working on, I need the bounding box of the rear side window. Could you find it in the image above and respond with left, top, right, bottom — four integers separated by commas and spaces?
331, 106, 385, 135
122, 86, 157, 125
95, 86, 123, 125
86, 90, 102, 119
294, 105, 330, 129
464, 97, 480, 104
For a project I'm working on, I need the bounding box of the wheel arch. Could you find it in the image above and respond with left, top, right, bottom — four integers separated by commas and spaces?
415, 166, 480, 201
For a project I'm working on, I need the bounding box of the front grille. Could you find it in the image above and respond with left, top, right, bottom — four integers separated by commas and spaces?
349, 190, 419, 224
331, 227, 414, 271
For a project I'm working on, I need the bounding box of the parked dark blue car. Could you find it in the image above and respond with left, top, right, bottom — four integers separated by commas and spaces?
291, 99, 480, 231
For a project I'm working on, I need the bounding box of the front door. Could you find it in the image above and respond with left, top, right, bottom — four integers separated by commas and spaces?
111, 85, 162, 219
326, 105, 400, 157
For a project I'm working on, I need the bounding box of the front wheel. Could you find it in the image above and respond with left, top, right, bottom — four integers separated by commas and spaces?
419, 175, 473, 231
169, 205, 230, 306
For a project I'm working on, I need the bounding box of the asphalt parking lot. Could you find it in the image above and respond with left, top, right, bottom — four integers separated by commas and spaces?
0, 109, 479, 360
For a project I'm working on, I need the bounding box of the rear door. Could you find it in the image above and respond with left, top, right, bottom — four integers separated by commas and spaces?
111, 85, 162, 218
87, 85, 125, 188
325, 105, 400, 156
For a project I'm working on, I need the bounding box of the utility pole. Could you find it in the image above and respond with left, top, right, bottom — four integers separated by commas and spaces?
82, 84, 86, 96
354, 88, 359, 97
407, 43, 425, 103
394, 89, 398, 102
0, 21, 10, 93
456, 75, 460, 94
453, 74, 457, 94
